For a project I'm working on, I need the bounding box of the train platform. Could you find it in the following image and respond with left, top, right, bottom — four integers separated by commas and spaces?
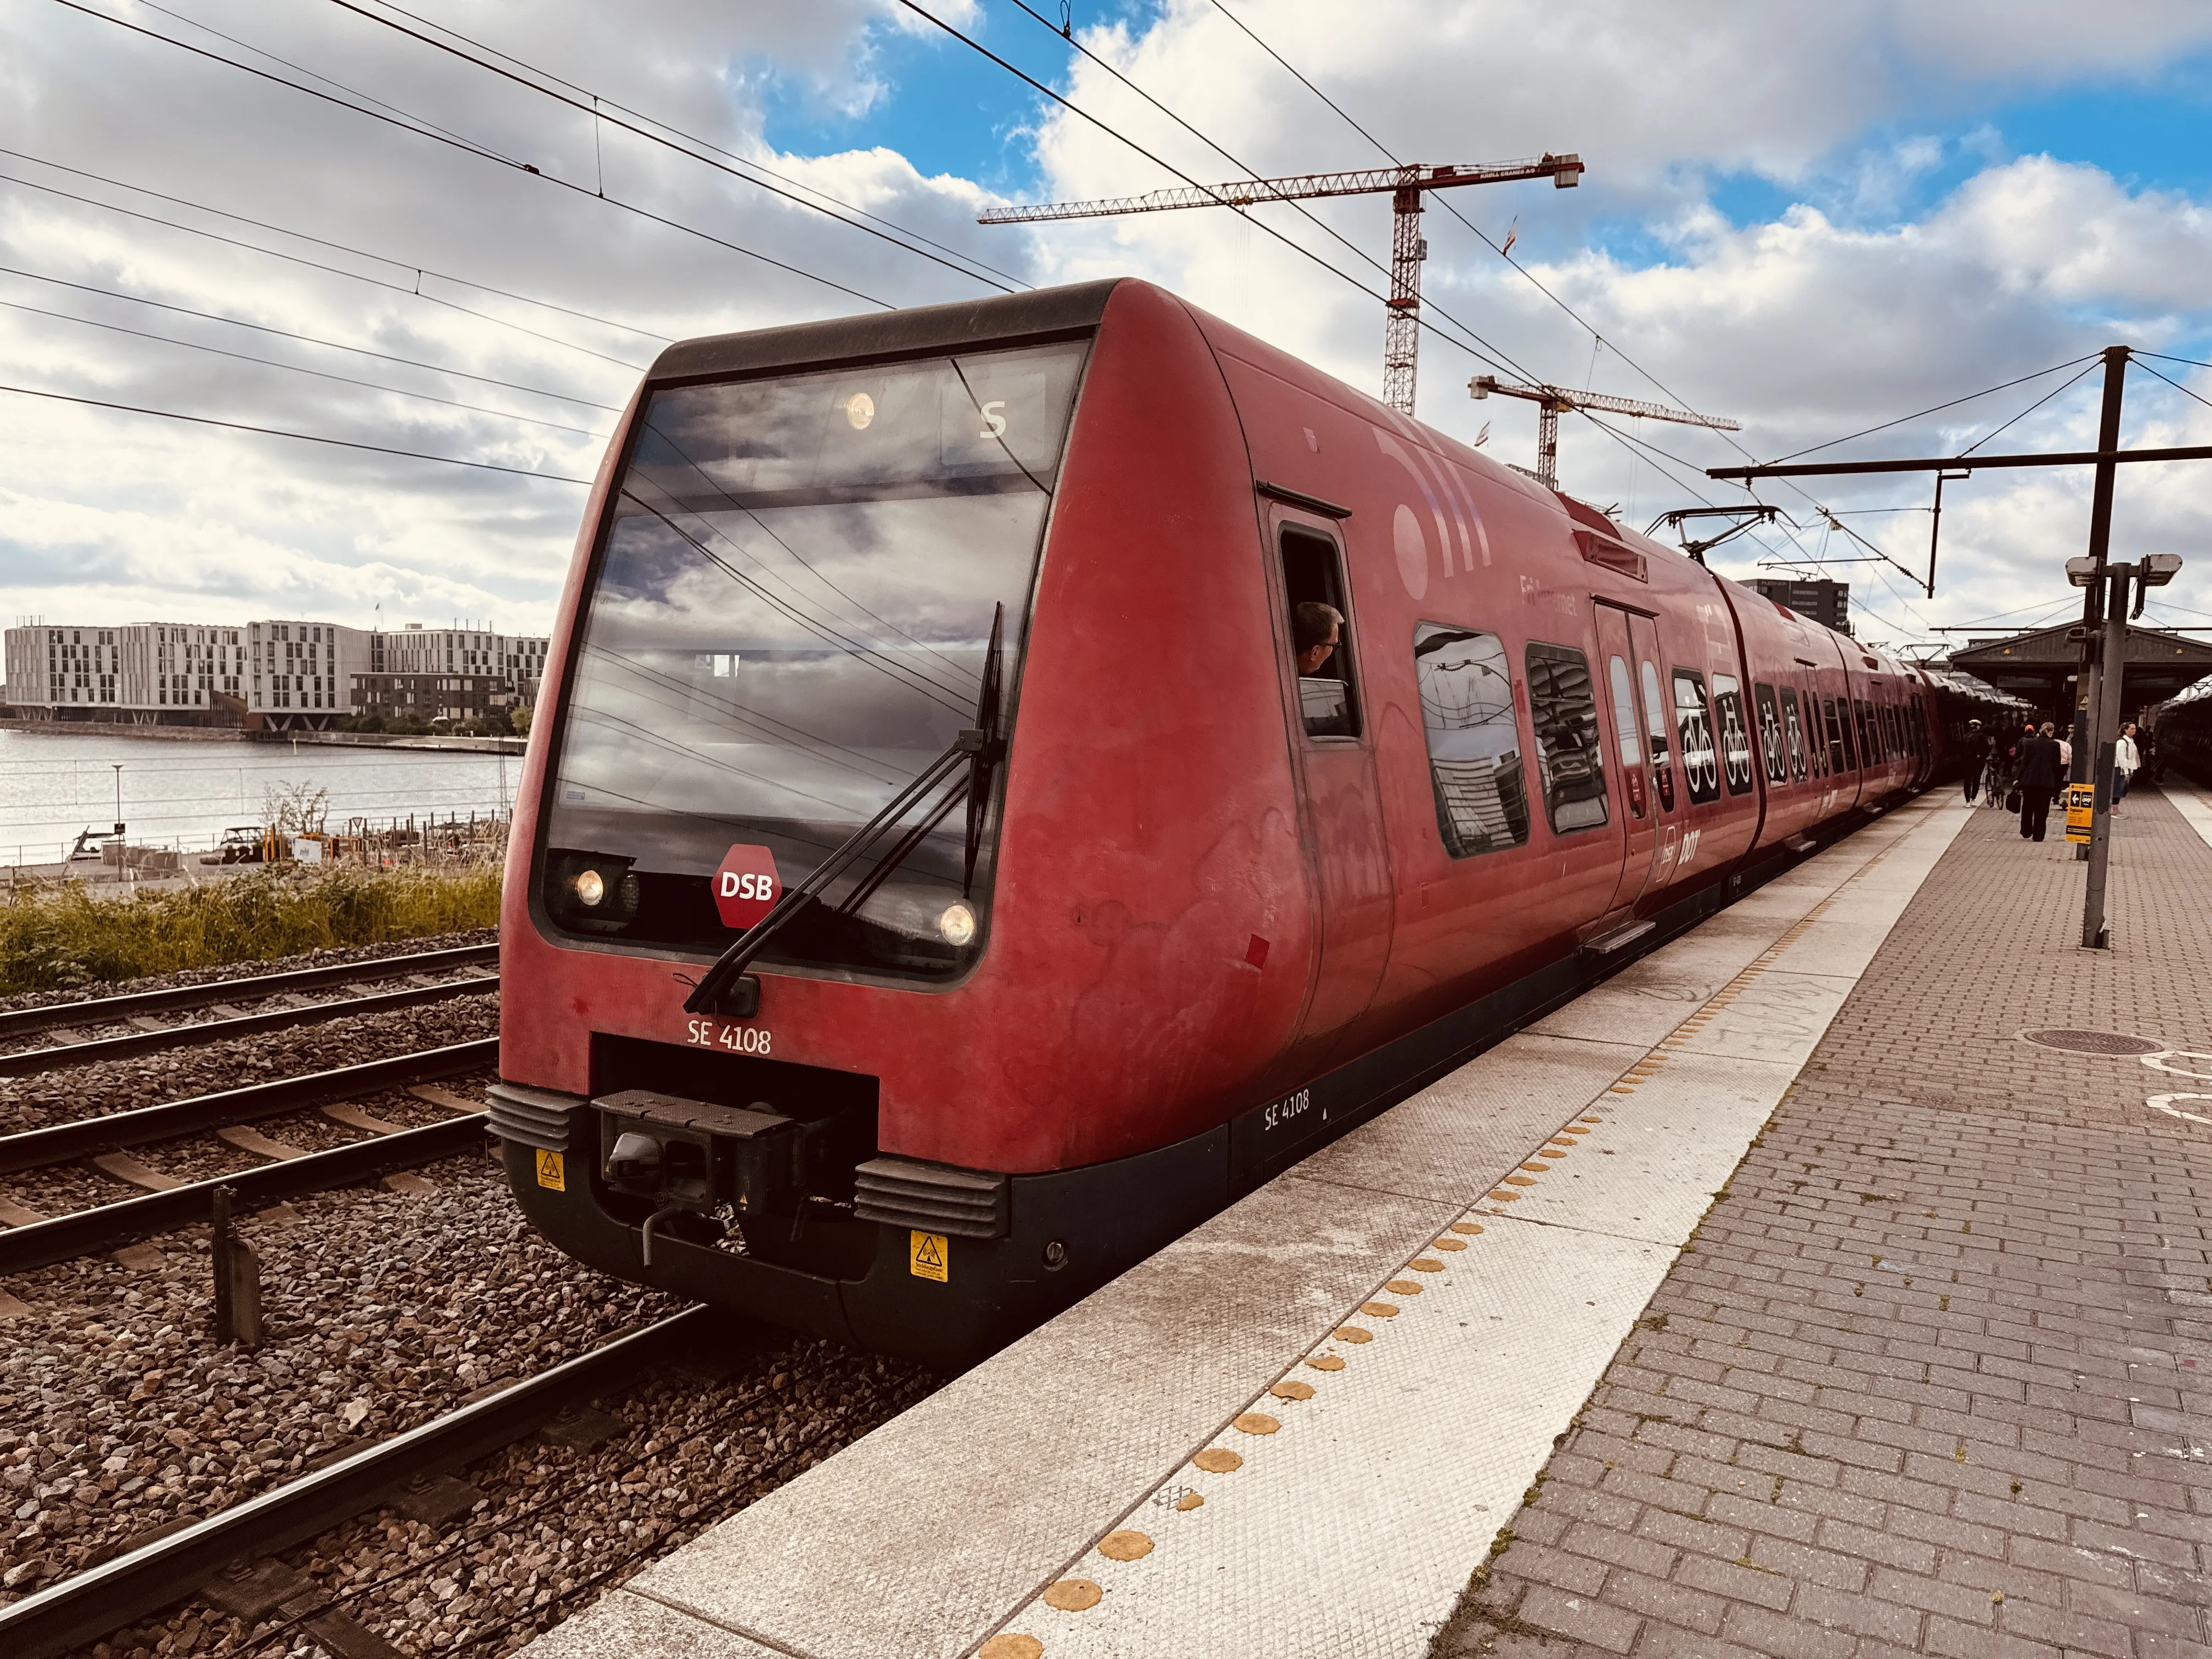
519, 785, 2211, 1659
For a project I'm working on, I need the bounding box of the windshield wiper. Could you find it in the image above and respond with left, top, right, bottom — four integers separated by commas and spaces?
682, 604, 1008, 1016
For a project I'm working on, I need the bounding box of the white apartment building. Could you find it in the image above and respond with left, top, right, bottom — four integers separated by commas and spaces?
377, 624, 545, 697
246, 619, 375, 723
3, 622, 247, 721
4, 618, 549, 730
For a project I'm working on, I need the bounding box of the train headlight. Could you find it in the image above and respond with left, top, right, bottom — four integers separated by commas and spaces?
547, 850, 640, 933
938, 901, 977, 947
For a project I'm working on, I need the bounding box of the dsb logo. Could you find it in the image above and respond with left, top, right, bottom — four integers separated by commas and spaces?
713, 845, 780, 929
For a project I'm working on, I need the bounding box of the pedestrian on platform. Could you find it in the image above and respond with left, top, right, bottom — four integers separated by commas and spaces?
1962, 719, 1986, 802
2114, 723, 2141, 810
2016, 721, 2064, 841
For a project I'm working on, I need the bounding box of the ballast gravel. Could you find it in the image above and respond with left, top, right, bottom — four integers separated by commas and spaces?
86, 1340, 936, 1659
0, 1155, 680, 1604
0, 992, 501, 1138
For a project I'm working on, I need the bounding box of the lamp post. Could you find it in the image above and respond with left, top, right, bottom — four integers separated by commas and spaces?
111, 764, 123, 838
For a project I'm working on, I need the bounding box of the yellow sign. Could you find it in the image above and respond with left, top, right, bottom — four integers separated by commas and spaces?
534, 1149, 566, 1192
909, 1229, 949, 1282
2064, 783, 2096, 844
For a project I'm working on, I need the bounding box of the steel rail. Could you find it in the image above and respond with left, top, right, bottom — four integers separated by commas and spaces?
0, 975, 499, 1077
0, 1114, 487, 1273
0, 943, 499, 1041
0, 1308, 716, 1659
0, 1037, 497, 1176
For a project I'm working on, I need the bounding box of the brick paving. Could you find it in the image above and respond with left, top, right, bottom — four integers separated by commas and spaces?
1435, 786, 2212, 1659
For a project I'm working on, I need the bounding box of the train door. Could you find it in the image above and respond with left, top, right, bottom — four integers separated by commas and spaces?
1627, 612, 1681, 900
1592, 602, 1658, 915
1272, 515, 1395, 1056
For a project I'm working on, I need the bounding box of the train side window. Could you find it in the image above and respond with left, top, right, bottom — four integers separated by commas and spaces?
1414, 622, 1530, 857
1607, 656, 1645, 818
1853, 698, 1874, 767
1712, 673, 1756, 795
1639, 659, 1676, 810
1830, 696, 1858, 771
1280, 526, 1359, 738
1779, 687, 1809, 782
1754, 683, 1787, 785
1526, 642, 1611, 833
1672, 668, 1720, 804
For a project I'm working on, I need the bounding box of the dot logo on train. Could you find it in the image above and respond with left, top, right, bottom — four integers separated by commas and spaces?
486, 278, 2023, 1369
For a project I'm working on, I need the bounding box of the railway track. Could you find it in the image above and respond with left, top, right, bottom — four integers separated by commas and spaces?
0, 942, 498, 1043
0, 1037, 500, 1271
0, 953, 500, 1079
0, 1310, 719, 1659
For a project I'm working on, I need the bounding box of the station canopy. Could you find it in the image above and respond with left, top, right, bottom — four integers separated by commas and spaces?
1949, 622, 2212, 724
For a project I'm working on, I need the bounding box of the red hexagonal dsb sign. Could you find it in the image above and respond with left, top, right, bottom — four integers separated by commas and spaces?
712, 844, 781, 929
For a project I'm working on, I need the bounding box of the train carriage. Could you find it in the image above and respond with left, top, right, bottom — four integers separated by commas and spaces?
489, 278, 2007, 1367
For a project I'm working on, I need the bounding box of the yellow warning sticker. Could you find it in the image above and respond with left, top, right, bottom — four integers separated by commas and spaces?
909, 1229, 949, 1282
535, 1149, 565, 1192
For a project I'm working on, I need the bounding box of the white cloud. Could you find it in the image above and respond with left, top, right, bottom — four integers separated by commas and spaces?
4, 0, 2211, 653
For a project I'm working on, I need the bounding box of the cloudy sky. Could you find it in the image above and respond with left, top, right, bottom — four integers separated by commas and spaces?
3, 0, 2210, 650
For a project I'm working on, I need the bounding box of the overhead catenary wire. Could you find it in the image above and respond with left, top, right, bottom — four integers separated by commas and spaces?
45, 0, 898, 312
0, 382, 594, 483
996, 0, 1497, 349
319, 0, 1022, 296
0, 262, 622, 411
0, 297, 607, 437
0, 161, 649, 371
2134, 358, 2212, 420
1767, 356, 2102, 465
0, 143, 665, 348
348, 0, 1034, 293
1193, 2, 1955, 605
889, 0, 1538, 383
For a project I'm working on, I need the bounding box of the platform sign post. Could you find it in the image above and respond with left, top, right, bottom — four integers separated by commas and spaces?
2064, 783, 2095, 845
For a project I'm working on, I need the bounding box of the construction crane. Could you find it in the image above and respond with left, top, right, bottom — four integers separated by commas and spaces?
1470, 375, 1740, 492
980, 156, 1584, 416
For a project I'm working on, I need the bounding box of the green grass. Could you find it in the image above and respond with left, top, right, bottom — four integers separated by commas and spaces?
0, 865, 503, 992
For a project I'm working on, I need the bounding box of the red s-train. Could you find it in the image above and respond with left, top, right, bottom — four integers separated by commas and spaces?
489, 279, 2007, 1368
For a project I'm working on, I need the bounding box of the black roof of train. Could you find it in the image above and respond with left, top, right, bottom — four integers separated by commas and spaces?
646, 279, 1124, 385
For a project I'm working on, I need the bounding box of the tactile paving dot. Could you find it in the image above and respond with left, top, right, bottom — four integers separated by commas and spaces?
1361, 1301, 1400, 1317
1175, 1492, 1204, 1511
1233, 1413, 1280, 1435
1335, 1326, 1374, 1342
1410, 1258, 1444, 1272
1431, 1238, 1466, 1251
1385, 1280, 1423, 1294
1098, 1530, 1154, 1561
1192, 1448, 1242, 1473
1449, 1221, 1484, 1234
1307, 1354, 1346, 1371
1271, 1379, 1316, 1401
1044, 1579, 1102, 1612
979, 1636, 1042, 1659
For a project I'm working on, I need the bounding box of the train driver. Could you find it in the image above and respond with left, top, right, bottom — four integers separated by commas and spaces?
1294, 602, 1345, 678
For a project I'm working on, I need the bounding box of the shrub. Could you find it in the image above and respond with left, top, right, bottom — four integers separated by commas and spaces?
0, 864, 503, 992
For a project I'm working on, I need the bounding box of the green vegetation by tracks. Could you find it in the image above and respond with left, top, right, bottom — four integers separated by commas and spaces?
0, 866, 503, 992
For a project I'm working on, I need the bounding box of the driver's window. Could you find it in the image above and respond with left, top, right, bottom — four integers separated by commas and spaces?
1281, 526, 1360, 739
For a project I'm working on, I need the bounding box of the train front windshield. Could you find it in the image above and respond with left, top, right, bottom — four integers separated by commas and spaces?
540, 340, 1086, 979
